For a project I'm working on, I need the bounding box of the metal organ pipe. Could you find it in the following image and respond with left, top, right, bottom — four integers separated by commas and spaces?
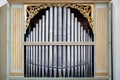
49, 7, 53, 77
71, 13, 74, 77
45, 10, 49, 77
42, 15, 45, 77
78, 22, 81, 77
35, 24, 39, 76
75, 17, 78, 77
63, 7, 67, 77
58, 6, 62, 77
30, 31, 33, 76
38, 20, 42, 77
67, 8, 71, 77
53, 6, 57, 77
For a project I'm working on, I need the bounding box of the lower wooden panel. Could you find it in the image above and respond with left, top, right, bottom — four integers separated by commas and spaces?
95, 73, 109, 76
10, 73, 24, 76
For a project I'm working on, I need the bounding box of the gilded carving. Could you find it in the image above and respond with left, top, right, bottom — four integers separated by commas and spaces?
25, 4, 94, 31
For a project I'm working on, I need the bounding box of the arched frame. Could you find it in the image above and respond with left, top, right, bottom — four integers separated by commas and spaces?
25, 4, 94, 32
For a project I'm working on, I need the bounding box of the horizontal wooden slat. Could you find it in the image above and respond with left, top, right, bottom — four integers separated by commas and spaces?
10, 73, 24, 76
23, 42, 95, 45
95, 73, 109, 76
8, 0, 111, 3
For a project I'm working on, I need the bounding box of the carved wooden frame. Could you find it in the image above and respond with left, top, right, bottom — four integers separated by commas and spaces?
25, 3, 94, 31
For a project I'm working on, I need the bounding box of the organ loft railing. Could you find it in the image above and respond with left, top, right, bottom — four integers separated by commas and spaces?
24, 4, 94, 77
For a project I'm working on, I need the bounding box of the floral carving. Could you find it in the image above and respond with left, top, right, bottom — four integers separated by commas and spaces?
25, 4, 94, 31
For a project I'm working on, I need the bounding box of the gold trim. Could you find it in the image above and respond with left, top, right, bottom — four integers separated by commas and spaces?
10, 73, 24, 76
25, 4, 94, 32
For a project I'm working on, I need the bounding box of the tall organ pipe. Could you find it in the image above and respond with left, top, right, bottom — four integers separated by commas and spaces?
35, 24, 39, 76
83, 29, 86, 77
63, 7, 67, 77
58, 6, 62, 77
75, 17, 78, 77
33, 28, 36, 76
67, 8, 71, 77
45, 10, 49, 77
42, 15, 45, 77
53, 6, 57, 77
38, 20, 42, 77
78, 22, 81, 77
28, 34, 31, 76
71, 13, 74, 77
49, 7, 53, 77
80, 26, 84, 77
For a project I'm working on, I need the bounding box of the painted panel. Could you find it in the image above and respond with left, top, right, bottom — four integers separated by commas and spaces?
95, 4, 108, 76
11, 4, 24, 74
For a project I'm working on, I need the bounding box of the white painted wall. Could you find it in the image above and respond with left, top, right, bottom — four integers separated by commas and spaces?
112, 0, 120, 80
0, 0, 7, 7
0, 0, 120, 80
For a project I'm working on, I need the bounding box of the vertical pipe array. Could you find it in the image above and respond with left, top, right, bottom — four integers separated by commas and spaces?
25, 6, 94, 77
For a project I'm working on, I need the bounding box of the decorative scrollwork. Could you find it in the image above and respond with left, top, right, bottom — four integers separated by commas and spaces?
25, 4, 94, 31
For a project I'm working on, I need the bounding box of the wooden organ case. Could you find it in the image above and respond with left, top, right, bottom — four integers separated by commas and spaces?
0, 0, 112, 80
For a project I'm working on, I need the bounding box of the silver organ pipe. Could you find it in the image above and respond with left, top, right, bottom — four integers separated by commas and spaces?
35, 24, 38, 76
71, 13, 74, 77
53, 6, 57, 77
78, 22, 81, 77
42, 15, 45, 77
45, 10, 49, 76
33, 28, 36, 76
67, 8, 71, 77
63, 7, 67, 77
25, 6, 94, 77
75, 17, 78, 77
58, 6, 62, 77
49, 7, 53, 77
80, 26, 84, 77
38, 20, 42, 77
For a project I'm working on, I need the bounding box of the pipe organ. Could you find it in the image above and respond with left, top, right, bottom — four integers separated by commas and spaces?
24, 7, 94, 77
0, 0, 112, 80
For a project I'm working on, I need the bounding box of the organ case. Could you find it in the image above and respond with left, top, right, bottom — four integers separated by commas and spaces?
0, 0, 111, 80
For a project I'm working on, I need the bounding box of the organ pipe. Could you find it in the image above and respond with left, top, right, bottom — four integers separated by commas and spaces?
53, 6, 57, 77
49, 7, 53, 77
